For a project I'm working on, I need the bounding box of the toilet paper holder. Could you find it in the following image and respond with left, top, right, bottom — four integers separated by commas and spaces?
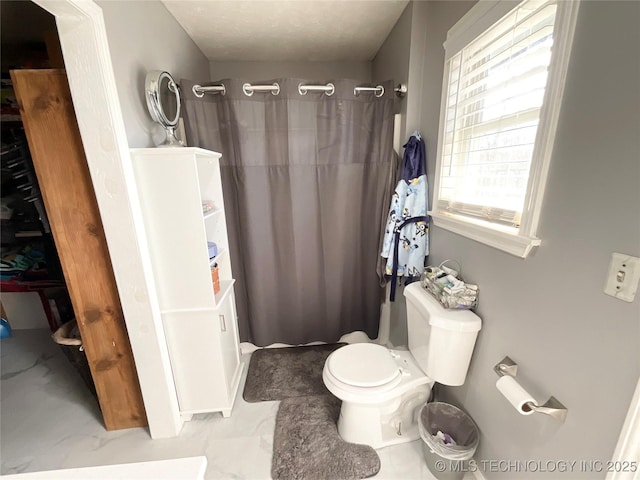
494, 356, 568, 423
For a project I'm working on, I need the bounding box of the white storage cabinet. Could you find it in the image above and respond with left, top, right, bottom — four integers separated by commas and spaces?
131, 147, 242, 417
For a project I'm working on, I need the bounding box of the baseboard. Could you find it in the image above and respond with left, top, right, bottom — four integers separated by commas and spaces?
239, 332, 379, 355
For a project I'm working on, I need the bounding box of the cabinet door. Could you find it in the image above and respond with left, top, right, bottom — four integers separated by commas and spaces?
162, 309, 227, 413
217, 289, 241, 397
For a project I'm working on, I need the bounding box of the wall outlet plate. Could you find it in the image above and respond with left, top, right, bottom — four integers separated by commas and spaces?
604, 253, 640, 302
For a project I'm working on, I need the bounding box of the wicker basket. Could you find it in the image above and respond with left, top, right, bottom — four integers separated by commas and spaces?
421, 260, 478, 310
52, 320, 98, 401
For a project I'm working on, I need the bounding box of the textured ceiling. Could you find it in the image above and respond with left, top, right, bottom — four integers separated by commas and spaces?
162, 1, 409, 62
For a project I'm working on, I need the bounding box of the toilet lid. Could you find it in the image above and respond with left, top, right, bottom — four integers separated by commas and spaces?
327, 343, 400, 387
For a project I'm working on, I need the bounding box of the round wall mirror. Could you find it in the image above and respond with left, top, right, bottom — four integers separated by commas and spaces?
145, 70, 183, 147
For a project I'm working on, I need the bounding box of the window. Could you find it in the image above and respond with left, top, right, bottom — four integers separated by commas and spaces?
430, 0, 580, 257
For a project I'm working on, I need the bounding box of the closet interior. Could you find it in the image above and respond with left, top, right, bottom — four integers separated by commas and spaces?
0, 2, 73, 335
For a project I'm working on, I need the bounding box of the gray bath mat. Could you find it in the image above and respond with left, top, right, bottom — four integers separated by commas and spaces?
272, 394, 381, 480
243, 343, 345, 402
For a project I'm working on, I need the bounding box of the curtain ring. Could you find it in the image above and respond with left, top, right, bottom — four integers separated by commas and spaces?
192, 85, 205, 98
375, 85, 385, 98
298, 83, 307, 96
242, 83, 253, 97
192, 84, 226, 97
271, 82, 280, 96
325, 83, 335, 96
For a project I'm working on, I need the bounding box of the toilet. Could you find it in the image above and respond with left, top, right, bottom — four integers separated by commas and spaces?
322, 282, 482, 449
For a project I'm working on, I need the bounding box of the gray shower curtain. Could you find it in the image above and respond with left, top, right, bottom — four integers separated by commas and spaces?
181, 78, 396, 346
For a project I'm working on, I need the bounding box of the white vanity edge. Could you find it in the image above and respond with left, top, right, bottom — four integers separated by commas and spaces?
1, 456, 207, 480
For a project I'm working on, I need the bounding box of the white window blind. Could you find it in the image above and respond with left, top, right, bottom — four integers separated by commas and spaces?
437, 0, 558, 228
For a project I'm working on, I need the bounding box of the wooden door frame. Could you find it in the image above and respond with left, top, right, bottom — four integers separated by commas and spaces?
33, 0, 182, 438
12, 68, 147, 430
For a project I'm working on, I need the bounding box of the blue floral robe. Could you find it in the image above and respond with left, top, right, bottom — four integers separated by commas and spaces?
381, 134, 429, 278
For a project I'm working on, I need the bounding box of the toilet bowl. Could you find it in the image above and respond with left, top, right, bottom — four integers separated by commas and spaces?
323, 282, 482, 449
323, 343, 433, 448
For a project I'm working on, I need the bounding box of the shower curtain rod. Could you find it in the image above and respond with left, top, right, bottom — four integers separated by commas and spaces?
192, 82, 407, 98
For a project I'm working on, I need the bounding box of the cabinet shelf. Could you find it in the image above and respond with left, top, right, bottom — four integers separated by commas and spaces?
214, 279, 235, 306
203, 208, 223, 221
209, 247, 227, 266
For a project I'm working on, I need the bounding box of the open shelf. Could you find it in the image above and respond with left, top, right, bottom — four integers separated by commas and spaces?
203, 208, 223, 221
209, 247, 227, 267
214, 279, 235, 306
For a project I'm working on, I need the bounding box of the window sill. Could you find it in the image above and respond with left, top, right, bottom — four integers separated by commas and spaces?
429, 211, 541, 258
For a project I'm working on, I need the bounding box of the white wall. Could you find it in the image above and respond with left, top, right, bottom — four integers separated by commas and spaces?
373, 1, 474, 347
419, 1, 640, 474
97, 1, 210, 148
209, 60, 371, 82
372, 2, 412, 144
371, 2, 413, 346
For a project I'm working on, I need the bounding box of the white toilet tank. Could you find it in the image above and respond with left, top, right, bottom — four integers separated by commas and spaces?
404, 282, 481, 386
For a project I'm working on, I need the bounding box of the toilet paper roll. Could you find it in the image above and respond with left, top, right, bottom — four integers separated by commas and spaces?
496, 375, 536, 415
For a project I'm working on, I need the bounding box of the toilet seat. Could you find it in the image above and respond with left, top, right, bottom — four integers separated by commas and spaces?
326, 343, 401, 393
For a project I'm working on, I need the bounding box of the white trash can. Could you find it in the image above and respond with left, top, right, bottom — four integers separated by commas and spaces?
418, 402, 479, 480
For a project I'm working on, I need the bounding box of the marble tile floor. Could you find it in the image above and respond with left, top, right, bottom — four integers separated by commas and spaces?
1, 329, 446, 479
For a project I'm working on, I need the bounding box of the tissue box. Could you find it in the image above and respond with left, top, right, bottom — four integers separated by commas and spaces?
207, 242, 218, 259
